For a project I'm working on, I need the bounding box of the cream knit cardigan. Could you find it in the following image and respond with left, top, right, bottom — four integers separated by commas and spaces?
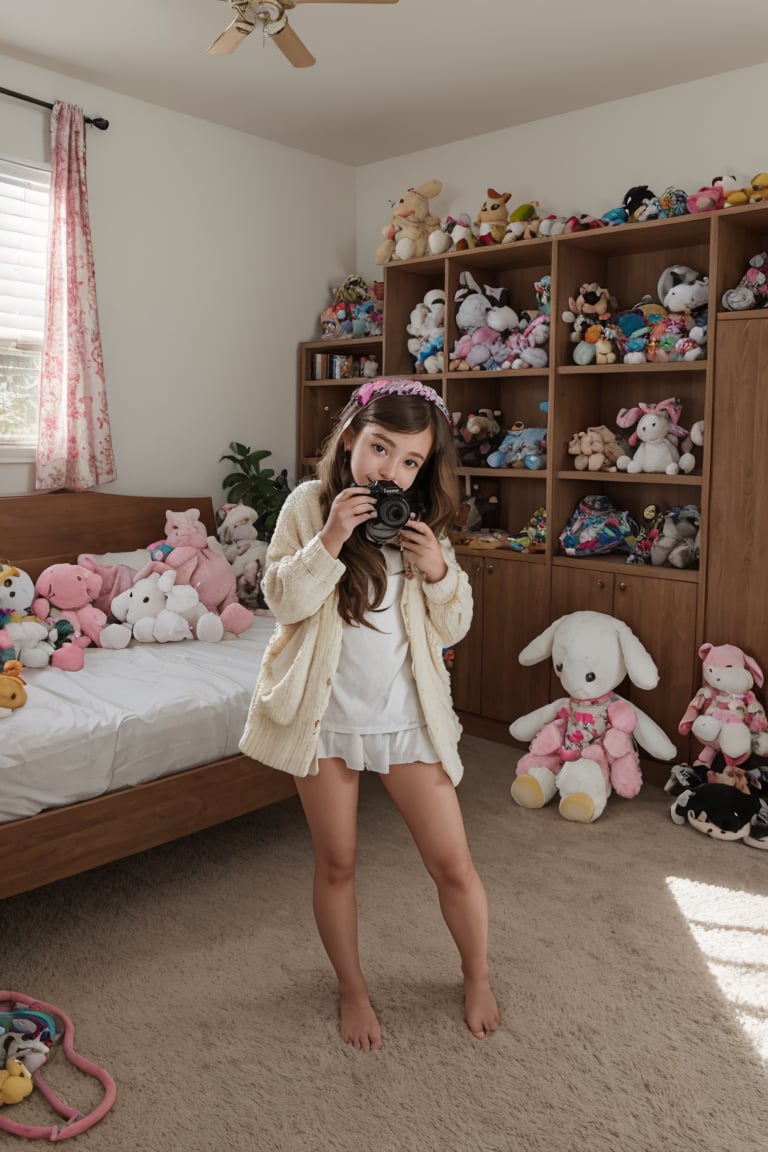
239, 480, 473, 784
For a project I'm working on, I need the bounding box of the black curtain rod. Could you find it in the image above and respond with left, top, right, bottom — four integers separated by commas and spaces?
0, 85, 109, 130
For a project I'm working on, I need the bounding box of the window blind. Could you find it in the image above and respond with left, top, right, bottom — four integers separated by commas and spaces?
0, 158, 51, 347
0, 158, 50, 446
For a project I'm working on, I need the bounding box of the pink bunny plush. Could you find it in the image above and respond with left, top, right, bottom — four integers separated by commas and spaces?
141, 508, 252, 636
32, 563, 131, 670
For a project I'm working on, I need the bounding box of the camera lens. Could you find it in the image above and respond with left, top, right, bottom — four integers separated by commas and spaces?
377, 494, 411, 529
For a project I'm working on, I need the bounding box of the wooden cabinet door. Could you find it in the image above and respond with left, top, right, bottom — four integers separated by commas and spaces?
551, 564, 615, 617
451, 554, 485, 715
482, 559, 550, 723
613, 575, 697, 759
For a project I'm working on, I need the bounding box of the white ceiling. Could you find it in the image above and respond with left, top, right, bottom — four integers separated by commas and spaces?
2, 0, 768, 166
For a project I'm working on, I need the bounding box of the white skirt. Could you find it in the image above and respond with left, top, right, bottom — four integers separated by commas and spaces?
316, 725, 439, 774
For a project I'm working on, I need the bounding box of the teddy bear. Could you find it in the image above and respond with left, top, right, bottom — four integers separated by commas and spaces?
406, 288, 446, 374
615, 398, 696, 475
141, 508, 253, 636
32, 563, 132, 671
110, 568, 226, 644
374, 179, 445, 265
721, 252, 768, 311
474, 188, 512, 246
678, 642, 768, 770
0, 660, 27, 719
567, 425, 622, 472
509, 611, 677, 822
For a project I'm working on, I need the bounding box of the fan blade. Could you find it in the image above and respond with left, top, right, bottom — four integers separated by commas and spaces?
271, 21, 316, 68
207, 19, 254, 55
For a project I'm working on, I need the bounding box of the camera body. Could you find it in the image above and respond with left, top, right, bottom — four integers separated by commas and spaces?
364, 481, 420, 542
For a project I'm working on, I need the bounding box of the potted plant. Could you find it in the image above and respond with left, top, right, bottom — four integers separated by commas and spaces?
219, 443, 290, 540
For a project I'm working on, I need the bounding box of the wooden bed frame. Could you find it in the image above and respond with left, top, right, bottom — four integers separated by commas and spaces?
0, 490, 296, 901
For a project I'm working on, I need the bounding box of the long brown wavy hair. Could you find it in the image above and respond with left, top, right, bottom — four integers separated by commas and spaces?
316, 391, 459, 626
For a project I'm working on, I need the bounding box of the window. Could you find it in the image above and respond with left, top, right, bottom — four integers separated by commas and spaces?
0, 158, 51, 458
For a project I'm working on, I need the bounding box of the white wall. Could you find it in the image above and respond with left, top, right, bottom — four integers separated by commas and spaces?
355, 62, 768, 283
0, 55, 356, 504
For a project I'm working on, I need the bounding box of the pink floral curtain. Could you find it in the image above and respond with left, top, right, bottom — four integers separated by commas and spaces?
35, 101, 116, 491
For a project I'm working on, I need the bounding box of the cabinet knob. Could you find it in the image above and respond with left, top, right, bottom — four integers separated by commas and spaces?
474, 565, 482, 575
323, 405, 330, 413
486, 563, 494, 575
619, 581, 627, 592
596, 579, 605, 589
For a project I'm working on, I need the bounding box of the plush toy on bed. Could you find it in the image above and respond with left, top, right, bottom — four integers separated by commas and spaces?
678, 642, 768, 769
141, 508, 253, 636
0, 563, 58, 668
509, 611, 677, 822
110, 569, 226, 644
0, 660, 27, 719
32, 564, 132, 671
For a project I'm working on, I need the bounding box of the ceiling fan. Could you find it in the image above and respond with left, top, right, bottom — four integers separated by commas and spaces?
207, 0, 399, 69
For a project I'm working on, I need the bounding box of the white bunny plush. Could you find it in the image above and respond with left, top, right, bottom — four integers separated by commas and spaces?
110, 569, 225, 644
509, 611, 677, 822
615, 397, 696, 475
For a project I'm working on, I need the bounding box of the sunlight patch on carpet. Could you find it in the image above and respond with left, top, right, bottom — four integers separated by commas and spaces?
666, 876, 768, 1064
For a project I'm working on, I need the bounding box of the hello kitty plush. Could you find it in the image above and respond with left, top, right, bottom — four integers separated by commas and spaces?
509, 611, 677, 822
679, 643, 768, 768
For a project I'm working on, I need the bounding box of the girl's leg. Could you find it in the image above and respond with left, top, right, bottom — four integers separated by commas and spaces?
295, 758, 381, 1051
380, 761, 500, 1039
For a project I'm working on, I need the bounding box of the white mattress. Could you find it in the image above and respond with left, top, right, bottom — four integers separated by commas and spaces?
0, 616, 276, 824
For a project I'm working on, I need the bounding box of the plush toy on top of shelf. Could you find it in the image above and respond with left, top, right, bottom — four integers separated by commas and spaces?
406, 288, 446, 374
615, 397, 696, 475
502, 200, 541, 242
601, 184, 657, 227
724, 172, 768, 207
635, 187, 690, 221
721, 252, 768, 311
685, 175, 741, 214
474, 188, 512, 246
430, 212, 476, 254
508, 610, 677, 822
374, 179, 446, 265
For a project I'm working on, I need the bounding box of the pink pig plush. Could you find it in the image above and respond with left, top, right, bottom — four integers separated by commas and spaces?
32, 563, 131, 670
139, 508, 252, 636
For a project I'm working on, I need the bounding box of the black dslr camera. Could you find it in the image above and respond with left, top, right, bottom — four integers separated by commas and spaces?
363, 481, 420, 543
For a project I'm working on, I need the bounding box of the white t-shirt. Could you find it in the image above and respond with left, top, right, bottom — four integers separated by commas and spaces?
321, 544, 425, 735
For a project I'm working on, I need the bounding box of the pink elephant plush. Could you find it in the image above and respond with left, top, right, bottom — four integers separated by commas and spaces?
141, 508, 252, 636
32, 563, 131, 670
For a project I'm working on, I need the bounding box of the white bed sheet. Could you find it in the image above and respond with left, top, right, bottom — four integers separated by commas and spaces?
0, 616, 276, 824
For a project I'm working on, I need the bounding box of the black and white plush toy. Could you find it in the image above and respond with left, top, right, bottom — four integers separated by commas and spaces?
667, 752, 768, 848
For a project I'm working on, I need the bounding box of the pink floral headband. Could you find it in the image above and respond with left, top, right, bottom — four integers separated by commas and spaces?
354, 378, 452, 425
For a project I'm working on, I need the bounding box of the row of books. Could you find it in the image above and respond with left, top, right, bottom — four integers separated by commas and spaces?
310, 352, 379, 381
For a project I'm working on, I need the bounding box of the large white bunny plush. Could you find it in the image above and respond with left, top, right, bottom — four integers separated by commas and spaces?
509, 611, 677, 822
110, 569, 225, 644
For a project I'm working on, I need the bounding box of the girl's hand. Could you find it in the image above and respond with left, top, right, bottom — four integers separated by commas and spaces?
319, 487, 376, 558
398, 520, 447, 583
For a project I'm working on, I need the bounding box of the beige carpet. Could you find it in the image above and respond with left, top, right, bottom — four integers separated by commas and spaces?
2, 736, 767, 1152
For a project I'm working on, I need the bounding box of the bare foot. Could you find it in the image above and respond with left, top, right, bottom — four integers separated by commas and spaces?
464, 975, 500, 1039
340, 989, 382, 1051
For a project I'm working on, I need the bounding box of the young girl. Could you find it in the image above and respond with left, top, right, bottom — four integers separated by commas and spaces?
240, 378, 499, 1050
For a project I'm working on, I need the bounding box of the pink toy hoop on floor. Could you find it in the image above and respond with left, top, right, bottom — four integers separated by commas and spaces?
0, 991, 116, 1141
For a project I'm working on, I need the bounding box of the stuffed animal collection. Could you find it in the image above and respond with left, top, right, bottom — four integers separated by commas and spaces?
721, 252, 768, 311
509, 611, 677, 822
448, 270, 550, 373
406, 288, 446, 374
667, 752, 768, 848
374, 171, 768, 265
